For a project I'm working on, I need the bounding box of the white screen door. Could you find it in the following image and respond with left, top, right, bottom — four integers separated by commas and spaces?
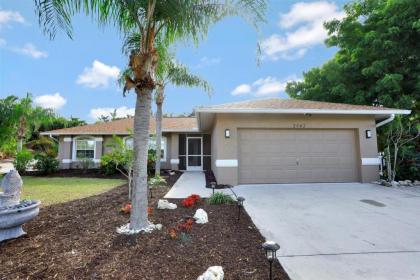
187, 137, 202, 171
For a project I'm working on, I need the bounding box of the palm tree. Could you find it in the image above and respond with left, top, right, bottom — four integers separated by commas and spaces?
154, 56, 212, 176
34, 0, 266, 231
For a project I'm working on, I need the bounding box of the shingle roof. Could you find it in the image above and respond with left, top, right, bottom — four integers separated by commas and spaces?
41, 117, 198, 135
196, 98, 400, 111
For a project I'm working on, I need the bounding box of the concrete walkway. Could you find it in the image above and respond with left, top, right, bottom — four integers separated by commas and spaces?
233, 183, 420, 280
164, 172, 208, 198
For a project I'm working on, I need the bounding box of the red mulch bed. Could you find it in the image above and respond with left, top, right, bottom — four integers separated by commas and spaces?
0, 174, 289, 280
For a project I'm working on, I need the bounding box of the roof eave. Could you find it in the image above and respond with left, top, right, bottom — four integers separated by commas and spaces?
40, 128, 199, 136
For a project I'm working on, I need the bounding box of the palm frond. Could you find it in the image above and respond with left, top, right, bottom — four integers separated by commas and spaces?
166, 60, 213, 95
34, 0, 141, 39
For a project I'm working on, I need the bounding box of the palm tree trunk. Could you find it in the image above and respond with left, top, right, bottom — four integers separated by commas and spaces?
17, 138, 23, 152
155, 85, 164, 177
130, 88, 152, 230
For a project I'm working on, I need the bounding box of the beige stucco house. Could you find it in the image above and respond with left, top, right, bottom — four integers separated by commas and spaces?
41, 98, 410, 185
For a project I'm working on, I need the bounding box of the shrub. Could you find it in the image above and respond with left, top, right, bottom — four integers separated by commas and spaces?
34, 153, 59, 174
181, 194, 201, 208
101, 148, 156, 176
100, 153, 119, 175
207, 192, 235, 205
147, 149, 156, 175
79, 157, 93, 171
148, 175, 167, 188
13, 149, 33, 173
0, 141, 16, 159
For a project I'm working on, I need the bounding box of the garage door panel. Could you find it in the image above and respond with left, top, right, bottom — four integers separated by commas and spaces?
238, 129, 359, 184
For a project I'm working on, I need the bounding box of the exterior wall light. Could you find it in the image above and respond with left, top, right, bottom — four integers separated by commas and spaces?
366, 130, 372, 139
237, 196, 245, 221
225, 129, 230, 138
262, 241, 281, 280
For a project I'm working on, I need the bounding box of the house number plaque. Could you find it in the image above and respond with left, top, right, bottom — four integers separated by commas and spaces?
293, 123, 306, 128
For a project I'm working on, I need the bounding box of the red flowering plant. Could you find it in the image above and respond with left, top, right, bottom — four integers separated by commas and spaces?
177, 218, 194, 233
181, 194, 201, 208
121, 205, 153, 216
168, 218, 194, 241
120, 203, 132, 214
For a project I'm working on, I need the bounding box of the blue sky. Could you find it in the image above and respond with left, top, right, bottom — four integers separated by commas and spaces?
0, 0, 347, 122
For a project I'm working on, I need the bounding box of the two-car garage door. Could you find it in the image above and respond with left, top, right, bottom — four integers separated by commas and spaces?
238, 129, 359, 184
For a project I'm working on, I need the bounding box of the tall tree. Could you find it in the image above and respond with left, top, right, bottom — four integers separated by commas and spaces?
0, 94, 54, 153
154, 56, 212, 176
35, 0, 266, 231
285, 0, 419, 180
286, 0, 419, 115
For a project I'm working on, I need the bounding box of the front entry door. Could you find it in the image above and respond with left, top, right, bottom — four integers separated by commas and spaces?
187, 137, 202, 171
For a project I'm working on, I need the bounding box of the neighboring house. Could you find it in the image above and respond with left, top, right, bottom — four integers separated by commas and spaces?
41, 98, 410, 185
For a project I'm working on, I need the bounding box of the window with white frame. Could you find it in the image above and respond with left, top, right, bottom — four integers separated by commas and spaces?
124, 137, 133, 150
74, 137, 95, 160
149, 137, 167, 161
124, 136, 166, 161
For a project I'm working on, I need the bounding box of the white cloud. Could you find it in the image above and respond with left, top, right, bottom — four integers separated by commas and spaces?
253, 77, 288, 96
13, 43, 48, 59
0, 37, 5, 47
231, 84, 252, 96
196, 56, 221, 68
89, 106, 135, 120
0, 10, 25, 27
76, 60, 120, 88
34, 93, 67, 110
261, 1, 345, 60
231, 76, 300, 97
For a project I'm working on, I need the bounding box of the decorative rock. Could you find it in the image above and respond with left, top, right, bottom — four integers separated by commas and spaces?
414, 180, 420, 186
197, 266, 224, 280
193, 208, 208, 224
157, 199, 177, 210
391, 181, 399, 187
383, 181, 392, 187
116, 222, 162, 235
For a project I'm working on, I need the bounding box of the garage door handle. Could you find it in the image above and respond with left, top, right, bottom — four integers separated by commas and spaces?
296, 158, 299, 165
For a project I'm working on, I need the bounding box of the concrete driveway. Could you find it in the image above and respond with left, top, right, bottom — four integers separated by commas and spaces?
233, 183, 420, 280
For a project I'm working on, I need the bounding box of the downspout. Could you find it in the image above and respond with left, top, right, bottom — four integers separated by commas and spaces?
375, 114, 395, 176
376, 114, 395, 128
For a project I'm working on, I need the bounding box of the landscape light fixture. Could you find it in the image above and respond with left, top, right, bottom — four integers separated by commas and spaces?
262, 241, 280, 280
210, 182, 216, 195
236, 196, 245, 221
225, 129, 230, 138
149, 186, 153, 198
366, 130, 372, 139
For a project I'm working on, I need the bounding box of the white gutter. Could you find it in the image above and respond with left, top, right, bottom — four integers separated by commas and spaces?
195, 108, 411, 115
376, 114, 395, 128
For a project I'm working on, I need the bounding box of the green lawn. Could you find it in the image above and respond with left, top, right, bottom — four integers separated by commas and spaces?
19, 176, 126, 206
